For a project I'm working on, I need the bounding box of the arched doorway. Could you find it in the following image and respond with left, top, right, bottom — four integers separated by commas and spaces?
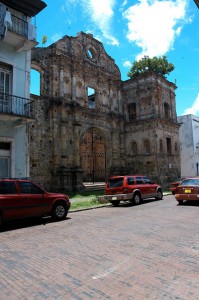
80, 128, 106, 182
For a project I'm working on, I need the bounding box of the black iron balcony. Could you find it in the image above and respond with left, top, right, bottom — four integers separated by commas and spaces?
0, 92, 34, 118
1, 11, 37, 50
8, 14, 29, 38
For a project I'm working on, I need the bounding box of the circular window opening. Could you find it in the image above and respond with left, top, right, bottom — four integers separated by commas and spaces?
87, 47, 97, 61
87, 49, 93, 59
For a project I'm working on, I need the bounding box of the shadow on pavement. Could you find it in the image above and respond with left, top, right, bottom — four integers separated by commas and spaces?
0, 216, 71, 232
106, 198, 160, 208
178, 200, 199, 207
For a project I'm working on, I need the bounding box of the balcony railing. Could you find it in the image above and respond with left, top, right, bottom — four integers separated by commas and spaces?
7, 14, 36, 41
8, 14, 28, 38
0, 92, 34, 118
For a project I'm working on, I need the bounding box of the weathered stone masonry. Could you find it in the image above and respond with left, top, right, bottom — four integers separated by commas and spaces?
29, 31, 180, 192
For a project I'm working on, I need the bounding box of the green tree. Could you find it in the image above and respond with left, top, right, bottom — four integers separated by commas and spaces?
42, 35, 48, 46
127, 55, 174, 79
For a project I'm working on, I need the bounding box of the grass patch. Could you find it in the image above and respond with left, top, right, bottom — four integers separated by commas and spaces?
68, 190, 171, 211
69, 190, 106, 211
68, 190, 104, 198
70, 198, 107, 211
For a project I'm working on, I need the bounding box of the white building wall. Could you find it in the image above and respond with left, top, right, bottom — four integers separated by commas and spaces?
0, 34, 31, 178
178, 114, 199, 177
0, 43, 29, 98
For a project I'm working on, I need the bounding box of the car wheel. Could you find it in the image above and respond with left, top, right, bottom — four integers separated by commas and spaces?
178, 200, 184, 205
155, 189, 163, 200
110, 200, 120, 207
133, 193, 141, 205
51, 202, 68, 221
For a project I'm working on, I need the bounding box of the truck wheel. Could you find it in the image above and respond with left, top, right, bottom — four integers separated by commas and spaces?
51, 202, 68, 221
178, 200, 184, 205
110, 201, 120, 207
133, 193, 141, 205
155, 189, 163, 200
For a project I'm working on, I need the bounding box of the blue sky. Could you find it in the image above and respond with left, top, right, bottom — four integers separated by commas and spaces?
31, 0, 199, 117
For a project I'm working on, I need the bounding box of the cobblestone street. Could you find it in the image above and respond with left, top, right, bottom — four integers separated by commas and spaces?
1, 195, 199, 299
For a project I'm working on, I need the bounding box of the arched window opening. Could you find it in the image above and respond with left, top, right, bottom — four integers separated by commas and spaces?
143, 140, 150, 155
166, 137, 172, 155
131, 141, 137, 156
164, 102, 170, 118
159, 139, 163, 153
88, 87, 95, 109
129, 103, 136, 121
30, 69, 40, 96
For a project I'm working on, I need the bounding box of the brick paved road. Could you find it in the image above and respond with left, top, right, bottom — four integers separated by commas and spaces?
1, 195, 199, 300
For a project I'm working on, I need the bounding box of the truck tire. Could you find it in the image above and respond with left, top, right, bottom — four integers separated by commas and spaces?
110, 200, 120, 207
133, 193, 141, 205
155, 189, 163, 200
51, 202, 68, 221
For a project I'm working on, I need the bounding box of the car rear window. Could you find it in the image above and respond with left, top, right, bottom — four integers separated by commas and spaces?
0, 182, 17, 194
107, 177, 124, 188
180, 179, 199, 186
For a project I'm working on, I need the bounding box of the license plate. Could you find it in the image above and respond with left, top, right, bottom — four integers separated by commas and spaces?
184, 189, 191, 193
112, 196, 117, 200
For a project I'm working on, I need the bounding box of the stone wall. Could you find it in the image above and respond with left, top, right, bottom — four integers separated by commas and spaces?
29, 32, 180, 192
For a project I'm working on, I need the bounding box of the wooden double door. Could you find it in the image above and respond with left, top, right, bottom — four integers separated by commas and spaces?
80, 128, 106, 182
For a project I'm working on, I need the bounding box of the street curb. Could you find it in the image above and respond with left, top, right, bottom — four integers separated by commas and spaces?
69, 193, 172, 213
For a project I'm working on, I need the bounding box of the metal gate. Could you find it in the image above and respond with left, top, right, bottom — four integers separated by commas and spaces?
80, 128, 106, 182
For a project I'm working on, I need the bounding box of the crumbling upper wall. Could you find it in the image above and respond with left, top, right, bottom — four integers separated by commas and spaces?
123, 72, 177, 122
53, 31, 121, 79
31, 32, 122, 113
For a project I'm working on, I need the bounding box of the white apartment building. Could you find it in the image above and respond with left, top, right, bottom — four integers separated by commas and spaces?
0, 0, 46, 178
178, 114, 199, 177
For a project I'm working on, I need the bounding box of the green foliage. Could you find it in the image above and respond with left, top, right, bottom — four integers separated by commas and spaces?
42, 35, 48, 46
69, 190, 106, 211
127, 55, 174, 79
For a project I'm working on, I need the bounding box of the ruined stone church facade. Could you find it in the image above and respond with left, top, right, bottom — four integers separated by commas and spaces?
29, 32, 180, 192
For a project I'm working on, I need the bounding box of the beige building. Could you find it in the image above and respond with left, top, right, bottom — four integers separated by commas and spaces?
30, 32, 180, 192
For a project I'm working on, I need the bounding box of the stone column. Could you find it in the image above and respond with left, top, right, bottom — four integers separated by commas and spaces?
59, 68, 64, 97
72, 125, 84, 191
72, 74, 76, 101
109, 88, 113, 111
73, 125, 80, 166
118, 90, 122, 114
61, 125, 66, 154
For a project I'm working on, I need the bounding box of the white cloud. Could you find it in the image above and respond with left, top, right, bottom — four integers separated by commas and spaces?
51, 33, 63, 42
123, 0, 189, 59
62, 0, 118, 45
84, 0, 119, 45
183, 93, 199, 116
119, 0, 128, 11
123, 60, 131, 68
